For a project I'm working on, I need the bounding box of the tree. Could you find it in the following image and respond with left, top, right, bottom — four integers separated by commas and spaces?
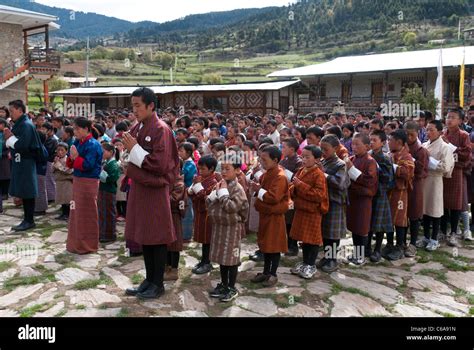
403, 32, 417, 47
202, 73, 222, 84
401, 87, 438, 114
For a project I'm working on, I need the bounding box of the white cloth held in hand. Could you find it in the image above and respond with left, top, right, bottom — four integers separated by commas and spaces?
193, 182, 204, 193
129, 144, 150, 168
284, 169, 294, 182
428, 157, 440, 171
348, 166, 362, 181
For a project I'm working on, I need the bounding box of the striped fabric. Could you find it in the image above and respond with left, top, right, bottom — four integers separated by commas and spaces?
45, 162, 56, 202
67, 177, 100, 254
34, 175, 48, 212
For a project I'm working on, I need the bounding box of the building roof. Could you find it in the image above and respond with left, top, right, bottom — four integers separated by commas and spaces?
50, 80, 300, 96
268, 46, 474, 78
62, 77, 98, 84
0, 4, 59, 30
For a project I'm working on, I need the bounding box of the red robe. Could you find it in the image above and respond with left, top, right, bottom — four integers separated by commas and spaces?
189, 174, 218, 244
125, 116, 180, 246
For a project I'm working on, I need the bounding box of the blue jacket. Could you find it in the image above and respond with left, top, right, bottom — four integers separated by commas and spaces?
67, 134, 103, 179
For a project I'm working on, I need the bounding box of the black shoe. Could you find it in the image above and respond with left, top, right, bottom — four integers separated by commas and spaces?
125, 279, 151, 296
220, 287, 239, 302
100, 238, 116, 244
193, 263, 212, 275
370, 251, 382, 263
316, 257, 329, 269
321, 259, 338, 273
285, 247, 299, 257
387, 245, 404, 261
209, 283, 228, 298
129, 252, 143, 257
348, 255, 366, 266
55, 214, 68, 221
249, 250, 264, 262
381, 244, 394, 260
12, 221, 36, 232
137, 283, 165, 300
34, 211, 46, 216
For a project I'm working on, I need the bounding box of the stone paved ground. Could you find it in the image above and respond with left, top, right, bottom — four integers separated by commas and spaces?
0, 199, 473, 318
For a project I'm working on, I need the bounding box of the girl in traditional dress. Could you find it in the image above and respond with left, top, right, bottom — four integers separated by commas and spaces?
207, 154, 249, 302
52, 143, 73, 221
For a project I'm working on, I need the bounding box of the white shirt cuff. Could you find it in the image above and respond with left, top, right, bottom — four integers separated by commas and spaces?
246, 173, 251, 182
129, 144, 149, 168
284, 169, 294, 181
217, 188, 229, 198
348, 166, 362, 181
393, 164, 399, 173
193, 182, 204, 193
254, 171, 263, 181
324, 173, 329, 178
6, 135, 18, 149
257, 188, 267, 201
208, 190, 217, 202
187, 187, 194, 195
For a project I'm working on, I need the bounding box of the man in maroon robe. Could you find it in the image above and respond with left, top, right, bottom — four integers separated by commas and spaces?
123, 87, 179, 299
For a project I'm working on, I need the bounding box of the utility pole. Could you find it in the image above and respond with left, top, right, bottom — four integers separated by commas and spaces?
86, 37, 90, 87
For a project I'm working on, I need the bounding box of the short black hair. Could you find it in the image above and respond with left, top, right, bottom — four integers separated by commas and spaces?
116, 122, 128, 133
429, 120, 443, 132
267, 120, 277, 127
303, 145, 323, 159
390, 129, 408, 144
176, 128, 189, 136
321, 134, 340, 148
259, 137, 274, 145
327, 126, 343, 139
74, 117, 92, 131
404, 121, 419, 132
131, 87, 157, 111
243, 140, 256, 150
342, 123, 355, 135
42, 122, 53, 131
306, 126, 324, 138
0, 118, 7, 127
64, 126, 74, 138
8, 100, 26, 113
187, 137, 199, 150
294, 126, 306, 140
282, 137, 299, 152
370, 129, 387, 143
197, 155, 217, 172
354, 133, 370, 145
370, 118, 384, 129
261, 145, 281, 162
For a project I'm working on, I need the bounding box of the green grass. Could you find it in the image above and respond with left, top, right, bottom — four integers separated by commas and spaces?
416, 249, 473, 272
19, 304, 48, 318
418, 269, 448, 282
73, 273, 112, 290
130, 274, 143, 285
0, 261, 14, 273
330, 282, 371, 299
55, 253, 74, 265
116, 308, 130, 318
76, 305, 86, 310
3, 270, 56, 292
469, 307, 474, 316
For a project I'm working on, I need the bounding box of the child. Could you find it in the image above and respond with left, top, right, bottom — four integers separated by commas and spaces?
188, 155, 218, 275
405, 122, 429, 257
112, 138, 127, 221
280, 137, 303, 256
53, 143, 73, 220
289, 145, 329, 279
207, 154, 249, 302
368, 130, 394, 262
165, 164, 187, 281
341, 123, 354, 155
250, 145, 290, 287
320, 135, 350, 273
178, 142, 197, 242
384, 130, 415, 261
345, 133, 378, 266
98, 143, 121, 243
419, 120, 455, 251
0, 118, 10, 214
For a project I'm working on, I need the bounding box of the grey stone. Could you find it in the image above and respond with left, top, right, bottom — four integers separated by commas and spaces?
279, 304, 324, 317
0, 284, 44, 307
235, 296, 278, 316
55, 268, 93, 286
393, 304, 441, 317
178, 290, 207, 312
330, 292, 391, 317
102, 267, 132, 290
220, 306, 264, 317
408, 275, 454, 295
413, 291, 470, 316
66, 289, 121, 307
445, 271, 474, 293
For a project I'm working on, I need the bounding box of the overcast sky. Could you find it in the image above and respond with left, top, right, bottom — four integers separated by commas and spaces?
36, 0, 295, 23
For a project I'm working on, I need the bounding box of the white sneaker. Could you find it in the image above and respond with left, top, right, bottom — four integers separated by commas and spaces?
291, 262, 305, 275
416, 237, 430, 249
447, 234, 459, 247
299, 265, 317, 279
426, 240, 440, 251
463, 230, 473, 241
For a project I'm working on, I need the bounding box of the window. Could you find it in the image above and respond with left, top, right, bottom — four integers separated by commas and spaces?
341, 81, 350, 103
446, 78, 460, 103
204, 96, 228, 112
